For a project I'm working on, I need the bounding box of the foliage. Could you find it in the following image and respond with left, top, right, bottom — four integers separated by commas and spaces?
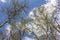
0, 0, 29, 40
24, 5, 60, 40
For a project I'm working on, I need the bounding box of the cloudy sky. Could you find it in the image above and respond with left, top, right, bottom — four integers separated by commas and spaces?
0, 0, 47, 40
0, 0, 60, 40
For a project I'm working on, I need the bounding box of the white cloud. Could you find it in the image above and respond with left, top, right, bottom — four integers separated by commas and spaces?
23, 36, 35, 40
0, 0, 6, 3
45, 0, 58, 6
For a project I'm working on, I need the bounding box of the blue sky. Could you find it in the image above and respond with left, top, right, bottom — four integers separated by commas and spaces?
0, 0, 47, 29
1, 0, 60, 40
0, 0, 46, 26
0, 0, 60, 40
0, 0, 47, 40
